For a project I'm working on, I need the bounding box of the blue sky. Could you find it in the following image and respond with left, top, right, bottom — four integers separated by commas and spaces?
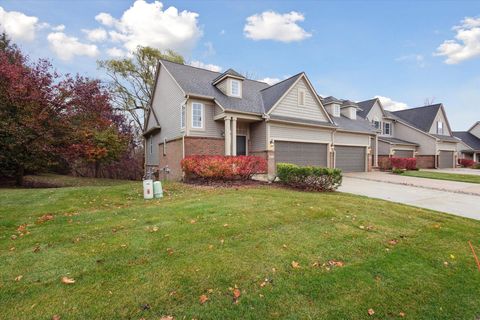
1, 0, 479, 130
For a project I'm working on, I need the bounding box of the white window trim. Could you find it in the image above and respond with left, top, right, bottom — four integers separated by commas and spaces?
191, 102, 204, 129
383, 122, 392, 136
230, 79, 241, 97
334, 105, 340, 117
437, 121, 443, 135
298, 89, 306, 106
180, 104, 186, 130
149, 137, 153, 154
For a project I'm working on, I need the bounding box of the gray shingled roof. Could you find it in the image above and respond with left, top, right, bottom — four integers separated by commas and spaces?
334, 115, 377, 134
392, 104, 442, 132
161, 59, 269, 114
322, 96, 343, 104
431, 134, 459, 143
453, 132, 480, 150
261, 73, 304, 113
356, 98, 378, 118
378, 137, 419, 146
211, 68, 245, 84
269, 115, 336, 127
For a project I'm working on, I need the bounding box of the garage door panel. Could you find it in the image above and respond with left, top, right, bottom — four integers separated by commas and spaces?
335, 146, 366, 172
439, 151, 454, 168
275, 141, 328, 167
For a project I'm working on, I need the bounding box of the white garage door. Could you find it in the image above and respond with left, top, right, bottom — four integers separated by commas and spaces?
275, 141, 328, 167
335, 146, 366, 172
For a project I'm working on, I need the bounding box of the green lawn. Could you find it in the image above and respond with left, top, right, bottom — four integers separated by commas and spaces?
402, 170, 480, 184
1, 176, 480, 319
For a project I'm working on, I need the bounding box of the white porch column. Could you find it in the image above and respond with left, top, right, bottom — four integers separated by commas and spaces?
374, 135, 379, 167
474, 153, 478, 163
231, 117, 237, 156
224, 116, 231, 156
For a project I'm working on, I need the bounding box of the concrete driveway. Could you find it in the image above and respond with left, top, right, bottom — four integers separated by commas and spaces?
340, 173, 480, 220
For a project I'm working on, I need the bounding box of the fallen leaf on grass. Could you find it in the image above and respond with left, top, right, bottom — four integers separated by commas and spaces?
388, 239, 399, 245
282, 244, 288, 249
52, 315, 61, 320
120, 244, 128, 248
233, 288, 241, 304
220, 239, 224, 245
190, 219, 196, 224
61, 277, 75, 284
328, 260, 344, 267
368, 308, 375, 316
166, 248, 174, 255
399, 312, 405, 317
291, 261, 300, 269
11, 235, 17, 240
9, 247, 15, 251
33, 245, 41, 253
450, 254, 455, 259
160, 316, 174, 320
199, 294, 209, 304
443, 261, 449, 267
15, 275, 23, 281
37, 214, 54, 223
223, 224, 229, 227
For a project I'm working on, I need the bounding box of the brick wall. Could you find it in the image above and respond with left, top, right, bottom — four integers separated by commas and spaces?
184, 137, 224, 156
159, 138, 183, 181
416, 155, 436, 169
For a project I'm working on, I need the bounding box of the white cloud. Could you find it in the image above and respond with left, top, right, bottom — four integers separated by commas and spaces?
82, 28, 107, 42
435, 16, 480, 64
189, 60, 222, 72
106, 47, 127, 58
51, 24, 65, 32
95, 0, 202, 54
395, 54, 425, 67
203, 41, 215, 56
47, 32, 99, 61
375, 96, 409, 112
244, 11, 311, 42
258, 77, 281, 85
0, 6, 39, 41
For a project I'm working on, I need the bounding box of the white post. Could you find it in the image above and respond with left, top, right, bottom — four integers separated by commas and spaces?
374, 135, 379, 167
224, 117, 231, 156
231, 117, 237, 156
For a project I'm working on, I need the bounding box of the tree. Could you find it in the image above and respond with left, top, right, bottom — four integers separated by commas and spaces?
60, 76, 130, 178
0, 34, 66, 185
98, 46, 184, 135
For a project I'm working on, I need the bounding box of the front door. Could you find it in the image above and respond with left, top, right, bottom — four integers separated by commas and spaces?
236, 136, 247, 156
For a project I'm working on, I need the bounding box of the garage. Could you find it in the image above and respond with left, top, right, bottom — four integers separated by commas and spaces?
393, 149, 415, 158
335, 145, 366, 172
274, 141, 328, 167
438, 150, 455, 168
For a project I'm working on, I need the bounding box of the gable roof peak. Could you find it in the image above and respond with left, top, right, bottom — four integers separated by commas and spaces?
212, 68, 245, 85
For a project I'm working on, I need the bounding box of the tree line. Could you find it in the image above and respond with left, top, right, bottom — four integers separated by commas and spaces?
0, 33, 184, 185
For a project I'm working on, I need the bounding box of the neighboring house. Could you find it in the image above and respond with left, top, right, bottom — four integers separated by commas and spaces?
357, 98, 459, 168
453, 122, 480, 162
144, 60, 377, 180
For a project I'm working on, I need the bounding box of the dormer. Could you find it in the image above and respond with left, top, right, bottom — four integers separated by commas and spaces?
340, 100, 360, 120
212, 68, 245, 98
322, 96, 342, 118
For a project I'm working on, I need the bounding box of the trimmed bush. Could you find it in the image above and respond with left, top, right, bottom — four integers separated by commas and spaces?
181, 155, 267, 181
378, 157, 392, 171
459, 159, 475, 168
390, 157, 417, 170
392, 168, 405, 175
276, 163, 342, 191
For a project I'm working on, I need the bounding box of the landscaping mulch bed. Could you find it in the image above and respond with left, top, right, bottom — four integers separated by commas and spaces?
183, 179, 270, 189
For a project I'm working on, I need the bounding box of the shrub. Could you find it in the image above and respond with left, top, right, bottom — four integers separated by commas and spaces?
378, 157, 392, 171
181, 155, 267, 181
276, 163, 342, 192
390, 157, 417, 170
459, 159, 475, 168
392, 168, 405, 175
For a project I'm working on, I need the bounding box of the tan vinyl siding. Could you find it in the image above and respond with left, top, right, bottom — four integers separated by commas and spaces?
187, 99, 223, 138
429, 108, 452, 136
437, 141, 457, 151
270, 78, 329, 122
366, 102, 384, 122
216, 79, 227, 95
378, 141, 391, 155
214, 104, 223, 117
269, 123, 333, 143
146, 64, 185, 165
335, 132, 370, 146
470, 123, 480, 138
250, 121, 267, 151
394, 122, 436, 155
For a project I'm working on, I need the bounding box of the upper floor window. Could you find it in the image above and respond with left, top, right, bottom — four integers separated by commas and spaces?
383, 122, 392, 135
298, 89, 306, 106
180, 104, 186, 129
437, 121, 444, 135
149, 137, 153, 154
192, 103, 204, 129
333, 105, 340, 117
231, 80, 241, 97
373, 120, 381, 130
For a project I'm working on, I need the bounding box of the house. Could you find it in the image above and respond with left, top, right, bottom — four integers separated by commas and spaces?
453, 122, 480, 162
357, 98, 459, 168
144, 60, 377, 180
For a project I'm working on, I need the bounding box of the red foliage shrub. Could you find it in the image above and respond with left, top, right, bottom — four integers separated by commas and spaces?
181, 155, 267, 181
390, 157, 417, 170
459, 159, 475, 168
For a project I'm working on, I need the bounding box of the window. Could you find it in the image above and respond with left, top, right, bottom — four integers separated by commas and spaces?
383, 122, 392, 135
373, 120, 381, 130
191, 103, 203, 129
333, 105, 340, 117
231, 80, 241, 97
180, 104, 186, 129
437, 121, 444, 135
149, 137, 153, 154
298, 89, 305, 106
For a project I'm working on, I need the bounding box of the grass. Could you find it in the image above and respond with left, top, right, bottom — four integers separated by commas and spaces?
402, 170, 480, 184
1, 175, 480, 319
